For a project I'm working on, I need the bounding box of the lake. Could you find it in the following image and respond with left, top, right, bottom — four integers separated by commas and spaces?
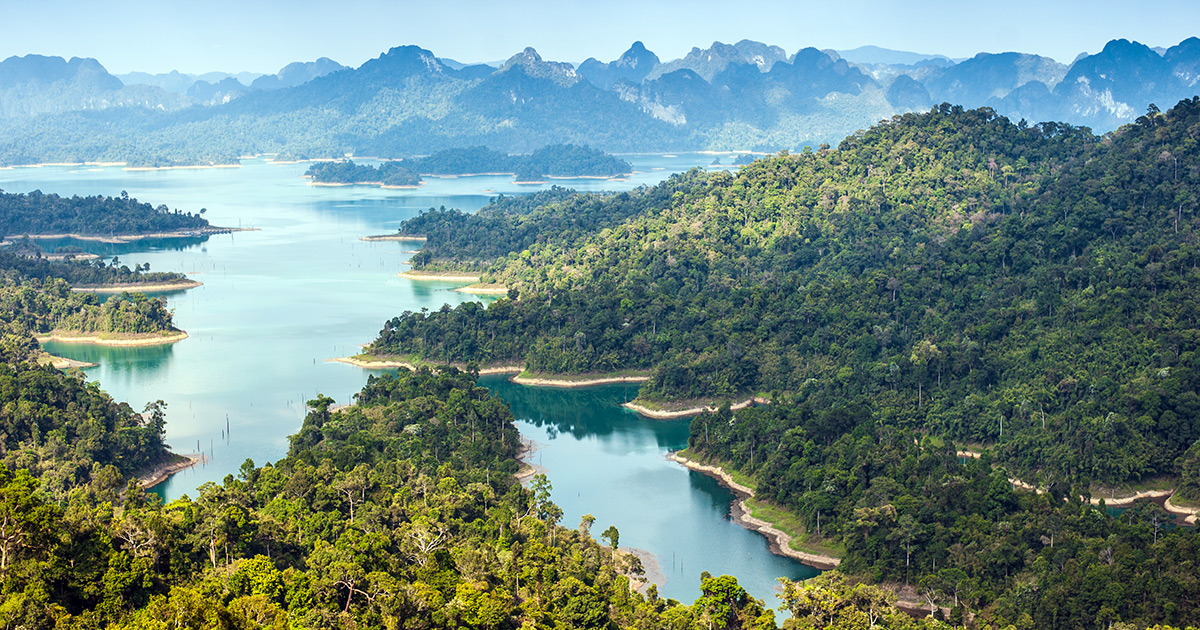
0, 155, 817, 605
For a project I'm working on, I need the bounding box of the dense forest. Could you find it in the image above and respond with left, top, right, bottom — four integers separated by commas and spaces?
0, 365, 967, 630
368, 99, 1200, 492
0, 245, 190, 286
0, 189, 210, 236
689, 401, 1200, 629
303, 160, 422, 187
306, 145, 632, 187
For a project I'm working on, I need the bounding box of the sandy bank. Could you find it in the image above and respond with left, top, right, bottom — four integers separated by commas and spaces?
123, 164, 241, 171
362, 234, 426, 242
510, 373, 650, 388
623, 396, 769, 419
668, 452, 841, 569
37, 352, 98, 369
331, 355, 523, 376
16, 227, 255, 244
139, 453, 206, 488
72, 279, 203, 293
1165, 495, 1200, 525
515, 436, 547, 482
37, 330, 188, 347
399, 270, 482, 282
455, 284, 509, 295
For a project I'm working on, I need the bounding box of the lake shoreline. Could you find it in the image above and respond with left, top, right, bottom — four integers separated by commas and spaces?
362, 234, 426, 242
333, 356, 650, 389
623, 396, 769, 419
14, 226, 255, 244
667, 451, 842, 570
37, 330, 189, 347
140, 453, 206, 488
398, 270, 482, 282
37, 352, 98, 369
72, 279, 203, 293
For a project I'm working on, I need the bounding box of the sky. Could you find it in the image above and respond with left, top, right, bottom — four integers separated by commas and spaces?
4, 0, 1198, 75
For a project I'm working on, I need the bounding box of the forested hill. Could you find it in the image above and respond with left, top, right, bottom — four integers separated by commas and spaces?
2, 365, 946, 630
0, 189, 209, 236
371, 99, 1200, 489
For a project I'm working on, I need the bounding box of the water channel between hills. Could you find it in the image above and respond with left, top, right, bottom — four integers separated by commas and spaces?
1, 156, 818, 604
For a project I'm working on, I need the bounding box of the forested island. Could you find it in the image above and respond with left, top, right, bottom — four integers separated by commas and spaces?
352, 99, 1200, 626
0, 189, 211, 238
304, 145, 632, 188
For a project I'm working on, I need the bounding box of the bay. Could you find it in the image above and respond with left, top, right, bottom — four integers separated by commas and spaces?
1, 154, 815, 605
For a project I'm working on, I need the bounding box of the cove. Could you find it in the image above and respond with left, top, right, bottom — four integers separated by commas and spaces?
2, 155, 816, 606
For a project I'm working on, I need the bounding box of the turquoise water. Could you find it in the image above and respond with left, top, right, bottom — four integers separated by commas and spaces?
1, 154, 815, 605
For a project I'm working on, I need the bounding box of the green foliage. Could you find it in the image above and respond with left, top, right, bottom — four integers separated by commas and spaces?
303, 159, 421, 187
0, 189, 208, 236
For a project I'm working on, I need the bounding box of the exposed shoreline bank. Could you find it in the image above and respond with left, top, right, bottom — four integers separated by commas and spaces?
398, 270, 482, 282
667, 451, 841, 570
38, 352, 98, 369
140, 453, 206, 488
15, 227, 255, 244
362, 234, 426, 242
37, 330, 189, 347
623, 396, 769, 419
72, 279, 203, 293
510, 372, 650, 388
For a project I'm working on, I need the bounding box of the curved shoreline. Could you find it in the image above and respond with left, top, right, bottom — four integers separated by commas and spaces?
623, 396, 768, 419
14, 227, 255, 244
456, 283, 509, 295
510, 374, 650, 388
72, 279, 203, 293
362, 234, 426, 242
38, 352, 98, 369
139, 453, 206, 488
399, 270, 482, 282
667, 452, 841, 570
37, 330, 189, 347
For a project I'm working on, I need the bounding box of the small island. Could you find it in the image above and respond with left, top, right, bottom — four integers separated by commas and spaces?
304, 144, 633, 188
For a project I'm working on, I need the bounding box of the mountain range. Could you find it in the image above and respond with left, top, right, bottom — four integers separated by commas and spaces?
0, 37, 1197, 165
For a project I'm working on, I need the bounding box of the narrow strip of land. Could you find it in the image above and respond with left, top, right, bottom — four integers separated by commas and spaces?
36, 330, 189, 347
37, 352, 98, 369
72, 279, 203, 293
14, 227, 255, 244
510, 373, 650, 388
623, 396, 768, 419
138, 453, 206, 488
362, 234, 426, 242
399, 270, 482, 282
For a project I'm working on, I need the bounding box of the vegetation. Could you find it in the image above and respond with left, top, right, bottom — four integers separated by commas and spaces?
0, 189, 209, 236
371, 100, 1200, 491
0, 245, 190, 286
303, 160, 422, 187
0, 366, 860, 630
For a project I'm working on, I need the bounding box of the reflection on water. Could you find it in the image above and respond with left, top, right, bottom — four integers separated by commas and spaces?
482, 376, 819, 606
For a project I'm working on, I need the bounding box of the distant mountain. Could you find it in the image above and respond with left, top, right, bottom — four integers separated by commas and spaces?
646, 40, 788, 81
578, 41, 660, 90
118, 70, 196, 93
186, 76, 249, 105
2, 37, 1200, 166
923, 52, 1067, 105
835, 45, 953, 66
0, 54, 188, 119
1054, 39, 1189, 128
250, 57, 346, 91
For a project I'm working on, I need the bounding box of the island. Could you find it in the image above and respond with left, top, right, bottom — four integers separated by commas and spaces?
304, 144, 633, 188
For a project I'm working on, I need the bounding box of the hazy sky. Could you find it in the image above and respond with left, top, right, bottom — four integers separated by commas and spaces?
4, 0, 1198, 75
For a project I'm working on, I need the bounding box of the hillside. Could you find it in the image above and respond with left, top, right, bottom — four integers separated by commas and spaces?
370, 99, 1200, 493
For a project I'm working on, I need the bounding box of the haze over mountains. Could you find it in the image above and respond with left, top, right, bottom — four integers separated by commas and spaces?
0, 37, 1197, 165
